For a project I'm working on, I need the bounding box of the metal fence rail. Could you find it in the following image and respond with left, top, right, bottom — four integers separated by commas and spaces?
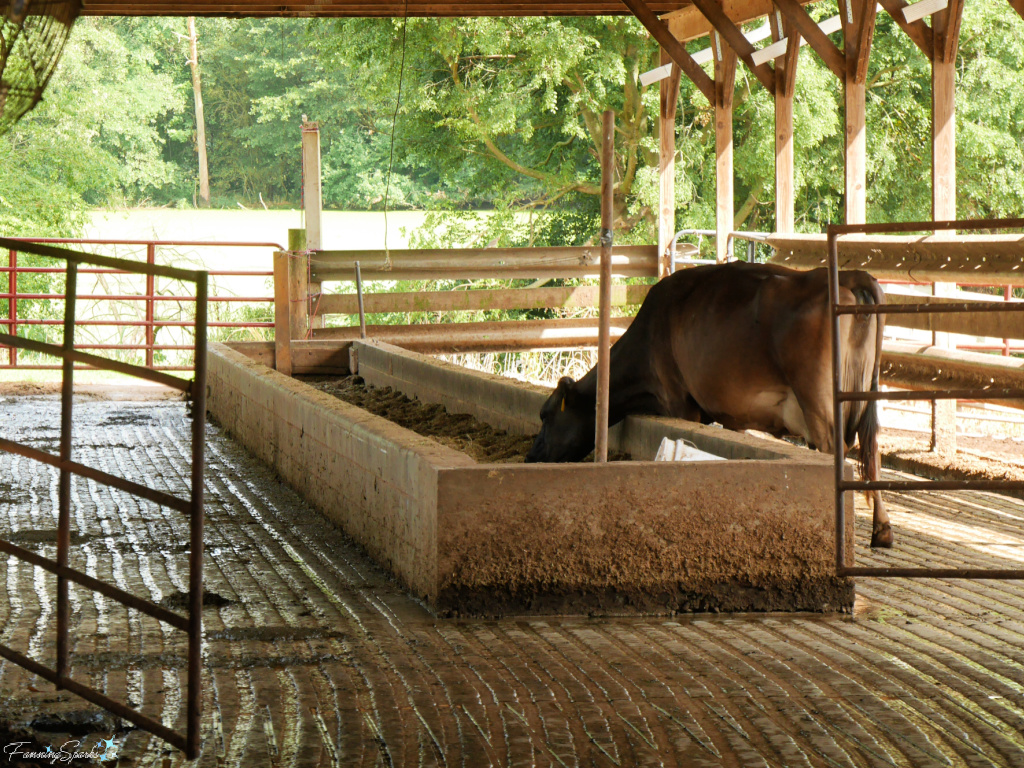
0, 236, 207, 759
827, 217, 1024, 580
2, 237, 277, 370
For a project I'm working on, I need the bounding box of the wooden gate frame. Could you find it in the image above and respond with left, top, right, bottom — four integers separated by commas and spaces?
827, 218, 1024, 579
0, 238, 207, 758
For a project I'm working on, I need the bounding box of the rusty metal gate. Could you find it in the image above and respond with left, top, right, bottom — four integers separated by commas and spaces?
0, 237, 207, 758
828, 217, 1024, 579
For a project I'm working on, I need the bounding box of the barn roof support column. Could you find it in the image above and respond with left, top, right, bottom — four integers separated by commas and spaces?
714, 36, 738, 263
773, 0, 878, 224
769, 10, 801, 233
878, 0, 965, 454
626, 0, 782, 260
930, 0, 964, 456
842, 0, 877, 225
658, 49, 682, 277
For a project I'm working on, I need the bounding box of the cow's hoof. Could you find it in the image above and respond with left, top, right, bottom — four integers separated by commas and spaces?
871, 524, 894, 549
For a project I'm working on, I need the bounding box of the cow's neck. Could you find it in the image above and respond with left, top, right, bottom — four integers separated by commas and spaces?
574, 358, 655, 428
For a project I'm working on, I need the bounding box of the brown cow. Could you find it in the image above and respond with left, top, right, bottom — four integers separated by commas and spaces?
525, 261, 891, 548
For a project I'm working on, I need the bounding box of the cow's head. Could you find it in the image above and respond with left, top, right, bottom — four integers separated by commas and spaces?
525, 376, 595, 463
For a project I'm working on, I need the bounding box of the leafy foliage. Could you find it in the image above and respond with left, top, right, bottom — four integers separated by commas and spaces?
1, 3, 1022, 243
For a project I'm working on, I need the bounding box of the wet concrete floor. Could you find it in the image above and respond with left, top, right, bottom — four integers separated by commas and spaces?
1, 396, 1023, 767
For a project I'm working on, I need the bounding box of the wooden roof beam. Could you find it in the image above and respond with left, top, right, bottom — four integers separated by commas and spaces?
772, 0, 846, 79
935, 0, 964, 62
690, 0, 776, 94
876, 0, 933, 58
1011, 0, 1024, 21
844, 0, 878, 83
768, 9, 801, 97
622, 0, 716, 102
78, 1, 695, 16
665, 0, 814, 42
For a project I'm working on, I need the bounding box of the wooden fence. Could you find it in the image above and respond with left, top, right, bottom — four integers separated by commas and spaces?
272, 239, 1023, 400
272, 245, 660, 372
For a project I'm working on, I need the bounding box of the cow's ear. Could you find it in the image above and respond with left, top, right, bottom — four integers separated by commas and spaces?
557, 377, 576, 409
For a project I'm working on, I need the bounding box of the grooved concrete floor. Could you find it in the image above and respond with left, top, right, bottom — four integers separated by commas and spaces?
1, 396, 1023, 767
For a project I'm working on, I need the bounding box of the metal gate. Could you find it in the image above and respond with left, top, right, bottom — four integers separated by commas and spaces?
0, 237, 207, 758
828, 217, 1024, 579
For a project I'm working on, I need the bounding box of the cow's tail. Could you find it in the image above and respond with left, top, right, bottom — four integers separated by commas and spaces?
846, 275, 885, 483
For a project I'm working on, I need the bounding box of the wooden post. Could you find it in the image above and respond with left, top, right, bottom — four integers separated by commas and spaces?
658, 49, 682, 277
288, 228, 306, 252
595, 110, 614, 464
301, 120, 323, 251
273, 251, 293, 376
289, 252, 309, 345
930, 7, 960, 456
714, 34, 737, 263
844, 79, 866, 225
775, 92, 794, 234
771, 12, 800, 234
842, 0, 876, 225
274, 249, 310, 377
290, 228, 322, 330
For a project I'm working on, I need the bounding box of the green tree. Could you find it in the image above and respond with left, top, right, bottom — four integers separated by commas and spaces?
0, 17, 186, 236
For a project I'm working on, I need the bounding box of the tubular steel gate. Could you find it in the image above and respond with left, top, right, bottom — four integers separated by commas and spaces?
3, 237, 279, 371
0, 237, 207, 758
828, 217, 1024, 580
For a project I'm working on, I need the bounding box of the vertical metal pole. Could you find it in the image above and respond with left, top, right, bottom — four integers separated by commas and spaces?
56, 261, 78, 683
187, 272, 207, 761
827, 230, 847, 574
145, 244, 156, 369
355, 261, 367, 340
8, 250, 16, 367
1004, 285, 1012, 356
595, 109, 614, 464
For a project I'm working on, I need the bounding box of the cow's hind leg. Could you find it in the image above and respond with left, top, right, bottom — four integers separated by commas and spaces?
796, 394, 892, 548
866, 449, 892, 548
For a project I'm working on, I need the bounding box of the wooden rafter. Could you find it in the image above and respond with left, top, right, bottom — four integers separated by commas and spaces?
79, 0, 692, 16
665, 0, 813, 42
690, 0, 776, 94
939, 0, 965, 63
772, 0, 846, 79
845, 0, 877, 83
876, 0, 933, 59
713, 34, 739, 109
768, 9, 800, 97
622, 0, 716, 103
1011, 0, 1024, 20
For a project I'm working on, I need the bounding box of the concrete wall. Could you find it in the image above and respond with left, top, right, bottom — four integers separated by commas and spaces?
435, 461, 852, 615
211, 340, 854, 616
208, 342, 474, 602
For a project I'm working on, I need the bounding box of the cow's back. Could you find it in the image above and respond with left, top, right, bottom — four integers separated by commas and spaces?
636, 263, 881, 448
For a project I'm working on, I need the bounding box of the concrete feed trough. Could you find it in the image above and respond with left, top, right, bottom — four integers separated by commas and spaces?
208, 339, 852, 616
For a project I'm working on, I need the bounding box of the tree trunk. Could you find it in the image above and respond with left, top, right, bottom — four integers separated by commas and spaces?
187, 17, 210, 208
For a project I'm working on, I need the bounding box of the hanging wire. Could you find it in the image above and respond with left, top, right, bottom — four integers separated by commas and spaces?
382, 0, 410, 261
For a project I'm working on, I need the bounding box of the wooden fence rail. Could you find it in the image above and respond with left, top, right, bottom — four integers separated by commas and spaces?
767, 233, 1024, 285
309, 245, 659, 282
315, 284, 654, 316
